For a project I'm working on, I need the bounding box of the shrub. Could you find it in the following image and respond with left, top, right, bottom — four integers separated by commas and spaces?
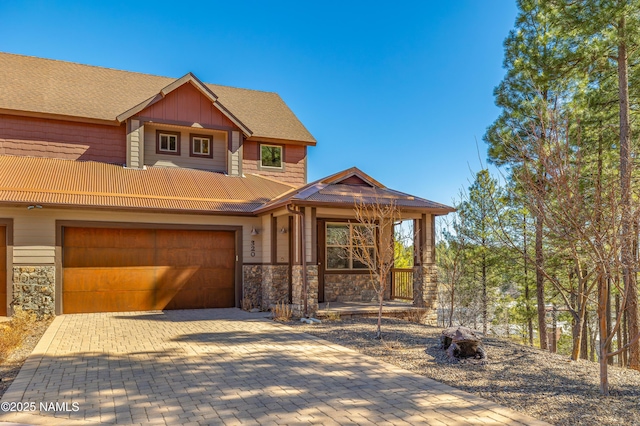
323, 303, 341, 321
241, 298, 254, 311
272, 301, 292, 322
0, 306, 37, 363
406, 308, 429, 324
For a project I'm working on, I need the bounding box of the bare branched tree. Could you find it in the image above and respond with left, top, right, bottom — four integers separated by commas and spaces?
351, 198, 401, 339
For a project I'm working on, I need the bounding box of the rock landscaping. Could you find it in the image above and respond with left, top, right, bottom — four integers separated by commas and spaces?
292, 317, 640, 426
0, 316, 52, 398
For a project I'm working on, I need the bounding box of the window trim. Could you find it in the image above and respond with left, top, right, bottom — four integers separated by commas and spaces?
259, 144, 284, 170
325, 222, 376, 271
189, 133, 213, 158
155, 130, 181, 156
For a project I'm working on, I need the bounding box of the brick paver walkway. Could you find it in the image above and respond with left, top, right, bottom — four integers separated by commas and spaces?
0, 309, 550, 425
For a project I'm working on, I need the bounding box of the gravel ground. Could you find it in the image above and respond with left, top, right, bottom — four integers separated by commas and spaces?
291, 317, 640, 426
0, 318, 52, 399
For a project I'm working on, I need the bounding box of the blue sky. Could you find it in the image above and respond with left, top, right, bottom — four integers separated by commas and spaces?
1, 1, 518, 206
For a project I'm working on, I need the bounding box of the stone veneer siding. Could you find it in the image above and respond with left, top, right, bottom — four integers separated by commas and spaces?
323, 273, 391, 303
242, 265, 262, 309
261, 265, 289, 310
12, 266, 55, 317
413, 264, 438, 325
291, 265, 318, 317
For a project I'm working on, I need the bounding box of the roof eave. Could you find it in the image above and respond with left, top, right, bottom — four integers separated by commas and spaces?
245, 135, 317, 147
0, 108, 120, 126
254, 199, 455, 216
0, 200, 259, 216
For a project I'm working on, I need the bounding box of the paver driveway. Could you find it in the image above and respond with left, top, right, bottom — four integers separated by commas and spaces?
0, 309, 549, 425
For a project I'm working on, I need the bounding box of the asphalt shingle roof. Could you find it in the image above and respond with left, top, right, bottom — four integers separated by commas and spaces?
0, 52, 316, 144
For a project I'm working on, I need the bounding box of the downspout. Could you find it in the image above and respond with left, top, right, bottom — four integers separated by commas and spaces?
287, 204, 308, 318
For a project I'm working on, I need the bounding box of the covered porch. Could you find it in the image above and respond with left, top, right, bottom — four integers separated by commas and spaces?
246, 167, 454, 323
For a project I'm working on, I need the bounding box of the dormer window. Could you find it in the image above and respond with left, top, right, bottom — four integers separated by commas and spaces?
260, 144, 283, 169
190, 134, 213, 158
156, 130, 181, 155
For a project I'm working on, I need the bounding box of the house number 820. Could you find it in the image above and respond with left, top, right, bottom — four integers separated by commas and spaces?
250, 240, 256, 257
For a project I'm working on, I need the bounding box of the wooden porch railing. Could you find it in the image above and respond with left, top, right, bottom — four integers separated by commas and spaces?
391, 268, 413, 300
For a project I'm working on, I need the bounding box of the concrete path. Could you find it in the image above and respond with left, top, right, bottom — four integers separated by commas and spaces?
0, 309, 550, 425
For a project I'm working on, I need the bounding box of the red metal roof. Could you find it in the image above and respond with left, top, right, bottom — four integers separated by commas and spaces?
0, 156, 294, 213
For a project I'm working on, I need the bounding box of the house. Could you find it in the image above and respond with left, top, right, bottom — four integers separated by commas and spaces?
0, 52, 454, 319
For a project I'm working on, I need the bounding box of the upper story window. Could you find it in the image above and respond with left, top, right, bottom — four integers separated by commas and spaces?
326, 223, 375, 270
190, 134, 213, 158
156, 130, 181, 155
260, 144, 283, 169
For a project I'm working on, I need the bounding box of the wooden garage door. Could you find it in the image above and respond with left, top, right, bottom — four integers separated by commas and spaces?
0, 226, 6, 316
63, 227, 235, 314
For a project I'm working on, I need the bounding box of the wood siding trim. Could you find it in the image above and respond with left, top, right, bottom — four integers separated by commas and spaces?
430, 214, 436, 264
311, 208, 317, 264
245, 135, 316, 147
317, 218, 325, 302
138, 117, 239, 132
55, 220, 243, 315
0, 219, 13, 317
270, 214, 277, 265
288, 215, 293, 303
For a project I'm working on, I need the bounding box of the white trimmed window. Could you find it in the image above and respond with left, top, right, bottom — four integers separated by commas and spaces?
190, 135, 212, 157
157, 131, 180, 154
260, 144, 283, 169
326, 223, 375, 270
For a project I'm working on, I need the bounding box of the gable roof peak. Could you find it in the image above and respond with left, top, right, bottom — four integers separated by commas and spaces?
321, 167, 385, 189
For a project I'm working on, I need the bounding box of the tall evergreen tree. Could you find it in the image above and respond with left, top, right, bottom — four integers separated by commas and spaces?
554, 0, 640, 374
484, 0, 576, 349
457, 170, 503, 335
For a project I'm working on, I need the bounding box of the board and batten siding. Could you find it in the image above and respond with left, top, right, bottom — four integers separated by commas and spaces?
137, 81, 236, 129
143, 124, 227, 172
0, 207, 262, 265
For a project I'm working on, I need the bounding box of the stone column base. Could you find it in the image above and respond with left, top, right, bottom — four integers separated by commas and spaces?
261, 265, 290, 310
413, 264, 438, 325
12, 266, 55, 317
242, 265, 262, 310
291, 265, 318, 317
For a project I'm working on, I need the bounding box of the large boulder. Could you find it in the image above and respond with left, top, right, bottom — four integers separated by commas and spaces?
440, 326, 487, 364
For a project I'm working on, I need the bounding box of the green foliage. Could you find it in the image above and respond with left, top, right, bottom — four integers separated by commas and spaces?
475, 0, 640, 393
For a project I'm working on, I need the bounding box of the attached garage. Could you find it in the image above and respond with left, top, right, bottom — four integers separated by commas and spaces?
62, 226, 238, 314
1, 225, 6, 316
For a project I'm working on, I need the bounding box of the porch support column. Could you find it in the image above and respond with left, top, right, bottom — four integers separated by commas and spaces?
413, 213, 438, 324
289, 206, 318, 317
261, 214, 289, 309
